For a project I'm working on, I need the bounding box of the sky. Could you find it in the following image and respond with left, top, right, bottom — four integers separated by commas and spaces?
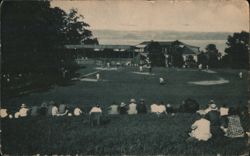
51, 0, 249, 32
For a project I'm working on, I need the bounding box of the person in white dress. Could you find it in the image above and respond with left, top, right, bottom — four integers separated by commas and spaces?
187, 117, 212, 141
127, 99, 137, 115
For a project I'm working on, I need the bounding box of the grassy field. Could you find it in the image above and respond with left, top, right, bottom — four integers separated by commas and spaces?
1, 66, 249, 155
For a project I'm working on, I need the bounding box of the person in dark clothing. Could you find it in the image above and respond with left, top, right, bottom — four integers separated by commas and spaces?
179, 98, 199, 113
119, 102, 128, 115
39, 102, 48, 116
205, 104, 220, 126
205, 104, 224, 137
166, 104, 174, 114
137, 99, 147, 114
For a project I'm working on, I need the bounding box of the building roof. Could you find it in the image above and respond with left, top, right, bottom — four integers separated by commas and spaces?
64, 44, 134, 50
137, 40, 200, 54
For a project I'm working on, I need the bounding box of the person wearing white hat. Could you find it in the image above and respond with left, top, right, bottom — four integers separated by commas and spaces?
166, 104, 175, 115
18, 104, 29, 117
205, 104, 223, 137
127, 99, 137, 115
204, 100, 216, 114
119, 102, 127, 114
0, 107, 8, 118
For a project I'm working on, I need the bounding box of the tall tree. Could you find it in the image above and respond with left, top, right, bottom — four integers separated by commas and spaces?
223, 31, 249, 69
205, 44, 221, 68
63, 8, 99, 45
146, 41, 166, 67
1, 1, 98, 74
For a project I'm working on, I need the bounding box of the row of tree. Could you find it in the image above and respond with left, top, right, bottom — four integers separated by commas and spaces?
146, 31, 249, 69
198, 31, 249, 69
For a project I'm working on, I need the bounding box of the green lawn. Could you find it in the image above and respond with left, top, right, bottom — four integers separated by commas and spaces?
1, 66, 249, 155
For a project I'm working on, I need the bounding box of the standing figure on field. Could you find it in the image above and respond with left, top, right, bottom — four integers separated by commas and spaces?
239, 72, 243, 79
96, 73, 100, 81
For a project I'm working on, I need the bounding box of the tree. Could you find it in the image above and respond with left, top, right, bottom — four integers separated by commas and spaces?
1, 1, 98, 74
63, 8, 99, 45
223, 31, 249, 69
146, 41, 166, 67
197, 51, 208, 68
1, 1, 98, 94
205, 44, 221, 68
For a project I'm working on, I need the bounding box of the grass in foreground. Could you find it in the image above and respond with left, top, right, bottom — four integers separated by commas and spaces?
1, 113, 248, 155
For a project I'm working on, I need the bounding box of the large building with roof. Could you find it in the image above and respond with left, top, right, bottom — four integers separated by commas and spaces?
64, 44, 137, 58
63, 40, 200, 67
136, 40, 200, 61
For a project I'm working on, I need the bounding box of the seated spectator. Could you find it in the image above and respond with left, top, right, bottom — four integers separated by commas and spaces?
223, 108, 245, 138
47, 102, 54, 116
166, 104, 174, 115
74, 106, 83, 116
51, 103, 59, 116
220, 104, 229, 128
204, 100, 215, 114
89, 105, 102, 126
137, 99, 147, 114
127, 99, 137, 115
205, 104, 223, 137
220, 104, 229, 116
108, 102, 119, 115
18, 104, 29, 117
0, 107, 8, 118
57, 104, 69, 116
187, 116, 212, 141
179, 98, 199, 113
151, 102, 166, 116
30, 106, 39, 116
119, 102, 127, 114
205, 104, 220, 125
40, 102, 48, 116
